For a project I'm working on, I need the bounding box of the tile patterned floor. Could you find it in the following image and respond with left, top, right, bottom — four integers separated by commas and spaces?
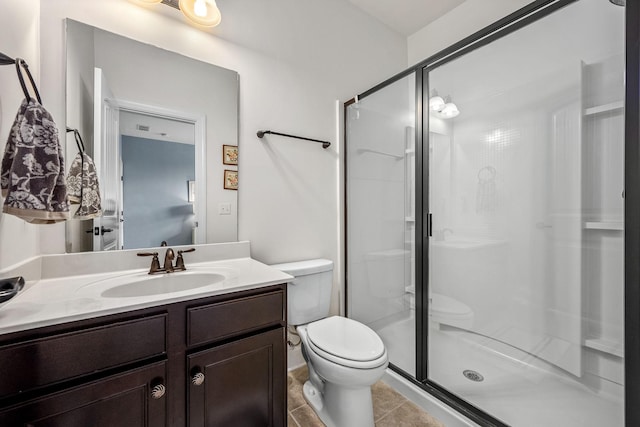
287, 366, 446, 427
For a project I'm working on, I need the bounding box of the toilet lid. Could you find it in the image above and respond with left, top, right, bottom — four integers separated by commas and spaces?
306, 316, 385, 362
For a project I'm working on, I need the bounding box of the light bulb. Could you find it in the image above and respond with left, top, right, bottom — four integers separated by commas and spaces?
179, 0, 222, 27
440, 102, 460, 118
194, 0, 207, 17
429, 96, 445, 112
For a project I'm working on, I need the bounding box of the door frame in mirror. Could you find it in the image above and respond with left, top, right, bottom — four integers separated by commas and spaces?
114, 99, 207, 246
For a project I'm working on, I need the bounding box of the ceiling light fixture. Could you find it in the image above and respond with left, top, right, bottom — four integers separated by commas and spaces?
439, 97, 460, 118
138, 0, 163, 3
429, 91, 445, 112
179, 0, 222, 27
429, 91, 460, 119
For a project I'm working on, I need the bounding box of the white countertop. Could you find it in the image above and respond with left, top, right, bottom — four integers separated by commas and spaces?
0, 257, 292, 336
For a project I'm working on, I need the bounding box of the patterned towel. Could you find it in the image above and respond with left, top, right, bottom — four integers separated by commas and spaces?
67, 150, 102, 219
0, 98, 69, 223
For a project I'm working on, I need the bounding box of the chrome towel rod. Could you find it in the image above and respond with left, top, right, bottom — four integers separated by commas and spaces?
257, 130, 331, 149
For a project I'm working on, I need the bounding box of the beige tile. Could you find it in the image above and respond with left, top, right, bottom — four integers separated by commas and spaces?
288, 413, 300, 427
290, 365, 309, 384
376, 401, 446, 427
372, 380, 408, 421
287, 374, 307, 411
291, 404, 326, 427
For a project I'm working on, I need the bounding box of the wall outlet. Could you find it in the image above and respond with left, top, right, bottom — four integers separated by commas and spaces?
218, 202, 231, 215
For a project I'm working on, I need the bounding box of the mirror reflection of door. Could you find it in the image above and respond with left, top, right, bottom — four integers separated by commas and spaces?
93, 67, 120, 251
119, 111, 196, 250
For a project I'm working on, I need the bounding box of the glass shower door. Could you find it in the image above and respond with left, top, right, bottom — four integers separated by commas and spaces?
425, 0, 625, 425
346, 73, 416, 376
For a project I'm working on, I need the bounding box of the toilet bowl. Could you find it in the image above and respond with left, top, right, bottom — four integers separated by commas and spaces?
297, 316, 388, 427
270, 259, 389, 427
430, 293, 474, 330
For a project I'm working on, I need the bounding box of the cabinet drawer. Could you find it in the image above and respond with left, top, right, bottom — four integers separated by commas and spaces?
0, 314, 166, 399
187, 290, 284, 347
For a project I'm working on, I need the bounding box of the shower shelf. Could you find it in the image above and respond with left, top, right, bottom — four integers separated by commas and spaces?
584, 221, 623, 231
584, 338, 623, 358
583, 101, 624, 116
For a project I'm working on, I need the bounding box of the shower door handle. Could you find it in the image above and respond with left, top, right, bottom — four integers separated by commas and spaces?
428, 213, 433, 237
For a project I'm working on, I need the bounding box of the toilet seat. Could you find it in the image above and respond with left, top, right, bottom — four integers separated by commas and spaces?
306, 316, 387, 369
430, 293, 474, 329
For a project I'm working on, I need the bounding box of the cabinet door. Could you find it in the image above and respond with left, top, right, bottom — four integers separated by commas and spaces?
188, 328, 285, 427
0, 362, 167, 427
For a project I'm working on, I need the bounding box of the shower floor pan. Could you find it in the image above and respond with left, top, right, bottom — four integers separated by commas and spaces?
376, 316, 623, 427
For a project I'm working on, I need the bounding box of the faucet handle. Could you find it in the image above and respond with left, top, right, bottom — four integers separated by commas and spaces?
137, 252, 162, 275
175, 248, 196, 271
137, 252, 158, 257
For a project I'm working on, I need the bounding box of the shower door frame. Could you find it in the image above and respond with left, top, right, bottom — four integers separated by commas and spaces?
344, 0, 640, 425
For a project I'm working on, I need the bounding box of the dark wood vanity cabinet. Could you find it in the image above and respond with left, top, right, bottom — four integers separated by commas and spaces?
188, 328, 285, 426
0, 284, 287, 427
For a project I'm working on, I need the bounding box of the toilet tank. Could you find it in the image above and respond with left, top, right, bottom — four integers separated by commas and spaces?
270, 259, 333, 326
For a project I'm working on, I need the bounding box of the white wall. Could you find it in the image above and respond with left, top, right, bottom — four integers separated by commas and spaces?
0, 0, 407, 318
0, 0, 41, 269
407, 0, 532, 66
65, 20, 95, 253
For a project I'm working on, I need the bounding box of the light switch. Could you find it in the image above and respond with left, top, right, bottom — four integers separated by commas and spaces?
218, 202, 231, 215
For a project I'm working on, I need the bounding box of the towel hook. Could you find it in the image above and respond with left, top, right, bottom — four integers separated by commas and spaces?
66, 128, 85, 153
14, 58, 42, 105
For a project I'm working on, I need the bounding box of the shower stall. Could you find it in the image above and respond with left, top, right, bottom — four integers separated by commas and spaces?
345, 0, 638, 425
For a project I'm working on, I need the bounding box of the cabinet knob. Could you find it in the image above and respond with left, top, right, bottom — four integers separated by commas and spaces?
151, 383, 166, 399
192, 372, 205, 386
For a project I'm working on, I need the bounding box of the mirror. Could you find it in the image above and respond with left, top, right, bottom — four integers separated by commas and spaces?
65, 19, 238, 253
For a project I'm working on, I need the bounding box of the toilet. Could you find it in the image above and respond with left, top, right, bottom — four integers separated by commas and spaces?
271, 259, 388, 427
430, 293, 474, 330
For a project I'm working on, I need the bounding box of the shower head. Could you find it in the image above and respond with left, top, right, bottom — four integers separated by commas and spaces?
609, 0, 625, 6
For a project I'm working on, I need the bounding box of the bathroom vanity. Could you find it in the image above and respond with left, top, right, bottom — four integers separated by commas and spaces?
0, 243, 290, 426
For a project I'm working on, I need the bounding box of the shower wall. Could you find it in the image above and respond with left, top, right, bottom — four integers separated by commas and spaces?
347, 74, 416, 374
430, 87, 585, 372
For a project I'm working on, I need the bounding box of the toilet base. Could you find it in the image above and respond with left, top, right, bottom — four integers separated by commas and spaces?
303, 380, 375, 427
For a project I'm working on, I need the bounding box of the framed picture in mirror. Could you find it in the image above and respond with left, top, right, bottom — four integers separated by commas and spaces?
223, 145, 238, 165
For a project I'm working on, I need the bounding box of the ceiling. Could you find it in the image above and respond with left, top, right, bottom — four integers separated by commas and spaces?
120, 111, 195, 145
346, 0, 467, 36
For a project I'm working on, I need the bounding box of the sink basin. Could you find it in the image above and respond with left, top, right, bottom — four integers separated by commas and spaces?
85, 271, 226, 298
